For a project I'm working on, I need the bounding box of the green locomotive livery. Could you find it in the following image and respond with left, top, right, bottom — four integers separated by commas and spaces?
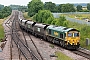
46, 25, 80, 49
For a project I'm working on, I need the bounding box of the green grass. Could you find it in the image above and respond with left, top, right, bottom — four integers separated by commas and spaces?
49, 44, 55, 48
0, 19, 4, 41
63, 14, 90, 20
0, 17, 8, 41
55, 51, 73, 60
0, 25, 4, 39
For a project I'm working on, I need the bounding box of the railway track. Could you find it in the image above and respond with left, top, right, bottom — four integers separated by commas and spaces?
19, 29, 44, 60
9, 10, 44, 60
4, 10, 18, 60
18, 11, 44, 60
4, 10, 44, 60
12, 11, 36, 60
72, 48, 90, 59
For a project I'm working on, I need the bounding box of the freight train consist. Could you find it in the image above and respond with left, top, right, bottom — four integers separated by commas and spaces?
18, 17, 80, 50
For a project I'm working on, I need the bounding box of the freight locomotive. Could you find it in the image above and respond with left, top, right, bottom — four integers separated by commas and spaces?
18, 18, 80, 50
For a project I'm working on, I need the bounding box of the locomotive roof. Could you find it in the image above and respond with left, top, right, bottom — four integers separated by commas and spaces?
47, 25, 79, 32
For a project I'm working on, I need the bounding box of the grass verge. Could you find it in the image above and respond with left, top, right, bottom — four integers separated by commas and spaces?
0, 19, 5, 41
0, 17, 8, 41
55, 51, 73, 60
63, 14, 90, 20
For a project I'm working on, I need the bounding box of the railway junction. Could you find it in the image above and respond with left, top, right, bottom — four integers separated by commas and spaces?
0, 10, 90, 60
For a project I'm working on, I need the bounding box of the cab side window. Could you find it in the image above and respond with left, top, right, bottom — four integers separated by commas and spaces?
60, 33, 63, 38
49, 29, 51, 34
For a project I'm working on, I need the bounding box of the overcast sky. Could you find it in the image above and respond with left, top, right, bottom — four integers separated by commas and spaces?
0, 0, 90, 6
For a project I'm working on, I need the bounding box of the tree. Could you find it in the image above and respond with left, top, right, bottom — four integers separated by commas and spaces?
76, 5, 82, 12
28, 0, 44, 17
2, 6, 12, 17
87, 3, 90, 10
57, 4, 63, 12
55, 16, 68, 26
10, 5, 20, 10
0, 4, 4, 10
0, 11, 4, 18
18, 6, 27, 12
58, 4, 75, 13
44, 2, 57, 12
51, 19, 57, 25
62, 4, 75, 12
33, 10, 54, 23
46, 16, 54, 24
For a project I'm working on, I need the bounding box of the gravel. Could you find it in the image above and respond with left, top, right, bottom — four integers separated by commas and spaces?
27, 35, 89, 60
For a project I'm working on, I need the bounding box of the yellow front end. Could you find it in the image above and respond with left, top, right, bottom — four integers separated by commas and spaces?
65, 32, 80, 45
66, 37, 80, 45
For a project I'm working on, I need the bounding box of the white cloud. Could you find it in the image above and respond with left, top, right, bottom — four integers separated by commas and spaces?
0, 0, 31, 6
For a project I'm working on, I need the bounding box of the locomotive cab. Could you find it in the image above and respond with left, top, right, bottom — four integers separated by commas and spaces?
65, 29, 80, 49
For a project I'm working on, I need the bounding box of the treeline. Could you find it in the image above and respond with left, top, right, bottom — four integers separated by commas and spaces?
28, 0, 90, 17
44, 3, 90, 12
0, 4, 4, 10
0, 5, 12, 19
10, 5, 27, 12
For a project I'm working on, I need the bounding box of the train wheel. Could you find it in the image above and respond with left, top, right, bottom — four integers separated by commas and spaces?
44, 37, 47, 40
45, 37, 47, 41
52, 40, 54, 43
60, 41, 63, 46
62, 42, 65, 47
35, 34, 37, 38
64, 42, 67, 48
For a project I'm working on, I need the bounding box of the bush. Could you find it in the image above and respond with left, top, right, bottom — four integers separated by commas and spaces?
33, 10, 54, 23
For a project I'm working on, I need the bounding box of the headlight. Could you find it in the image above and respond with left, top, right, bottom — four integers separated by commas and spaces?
68, 40, 69, 42
77, 40, 79, 42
